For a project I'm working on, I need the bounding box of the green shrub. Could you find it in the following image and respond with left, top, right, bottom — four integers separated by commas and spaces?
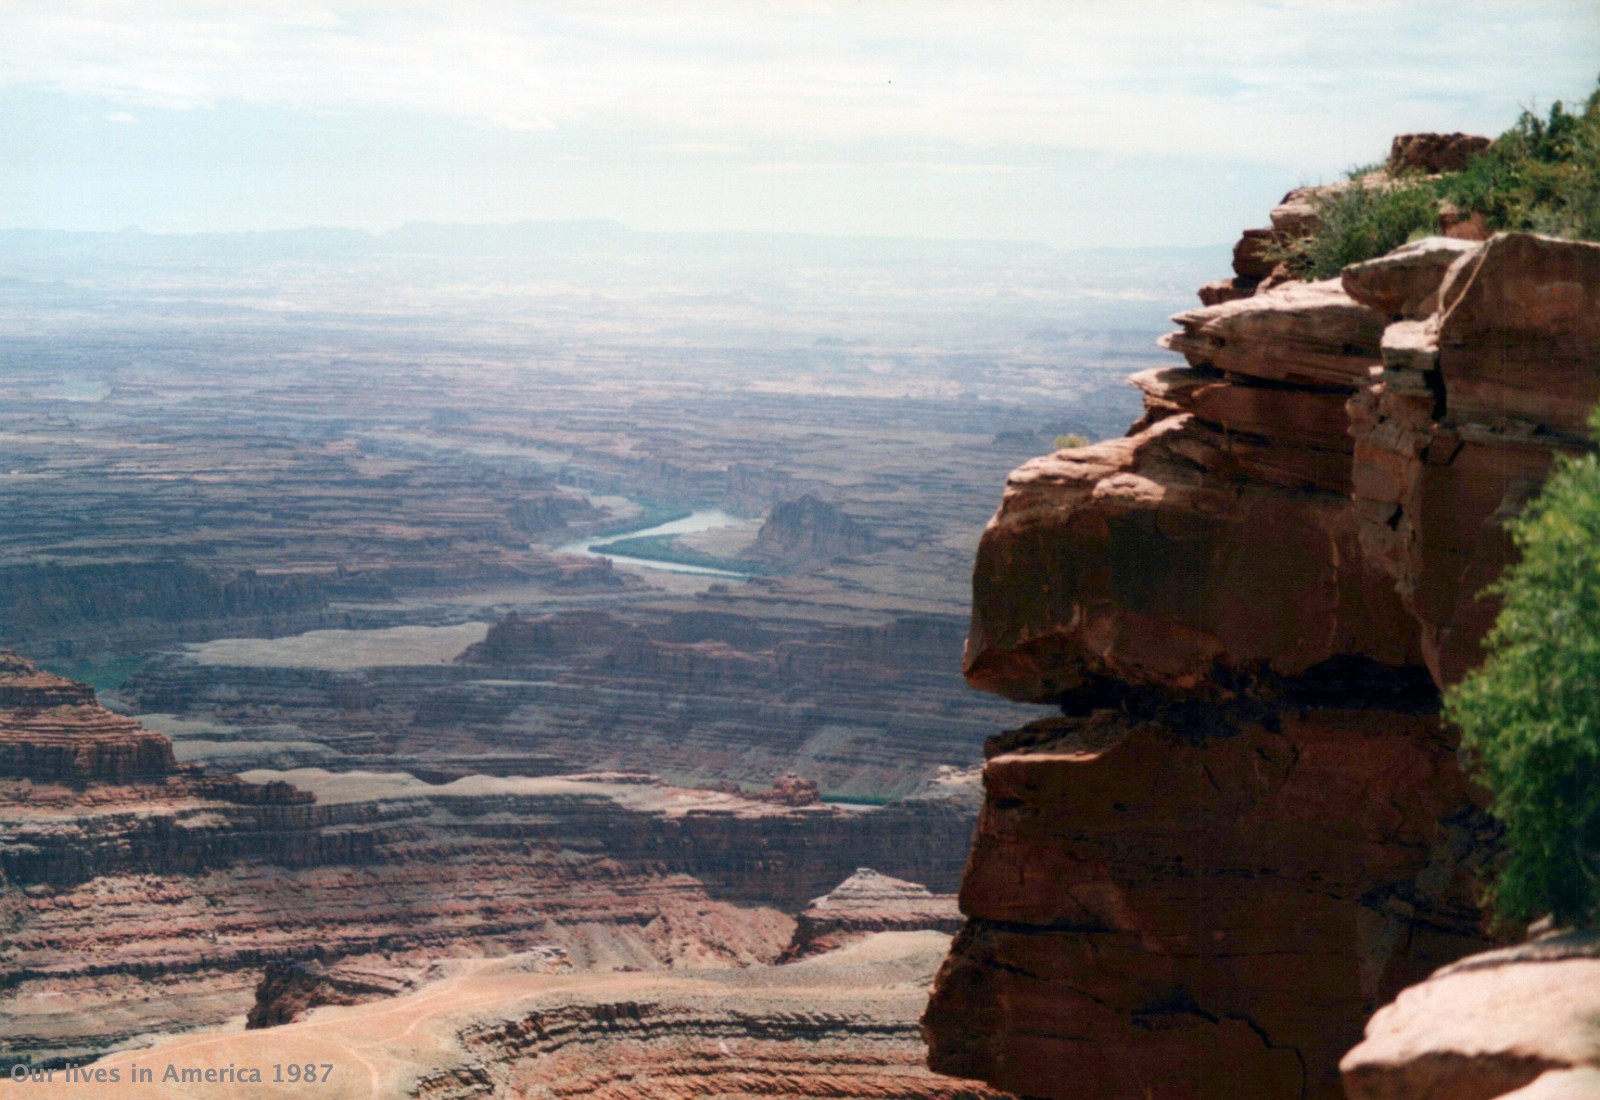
1439, 85, 1600, 240
1278, 77, 1600, 279
1444, 411, 1600, 927
1285, 181, 1439, 280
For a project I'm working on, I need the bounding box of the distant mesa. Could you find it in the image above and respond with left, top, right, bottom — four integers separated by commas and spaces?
456, 608, 632, 665
781, 867, 963, 962
755, 772, 821, 807
743, 495, 881, 570
0, 650, 177, 784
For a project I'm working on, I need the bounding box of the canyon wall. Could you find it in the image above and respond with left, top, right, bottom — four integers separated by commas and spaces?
924, 226, 1600, 1099
123, 602, 1022, 798
0, 657, 978, 1068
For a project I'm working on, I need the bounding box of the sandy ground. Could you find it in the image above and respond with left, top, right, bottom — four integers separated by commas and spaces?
0, 932, 954, 1100
181, 623, 491, 670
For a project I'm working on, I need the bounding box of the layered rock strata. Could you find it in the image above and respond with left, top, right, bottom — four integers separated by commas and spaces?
0, 651, 176, 783
1, 674, 978, 1070
926, 231, 1599, 1099
781, 868, 963, 962
124, 604, 1026, 798
742, 494, 883, 570
0, 934, 1011, 1100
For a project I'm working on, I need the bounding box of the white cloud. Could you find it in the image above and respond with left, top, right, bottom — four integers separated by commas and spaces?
1, 0, 1593, 171
3, 0, 1597, 240
647, 143, 749, 155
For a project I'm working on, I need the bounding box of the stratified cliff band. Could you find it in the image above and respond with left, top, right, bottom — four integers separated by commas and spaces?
923, 174, 1600, 1098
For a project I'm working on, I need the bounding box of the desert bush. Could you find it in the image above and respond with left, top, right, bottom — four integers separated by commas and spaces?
1278, 78, 1600, 279
1444, 411, 1600, 927
1287, 181, 1439, 280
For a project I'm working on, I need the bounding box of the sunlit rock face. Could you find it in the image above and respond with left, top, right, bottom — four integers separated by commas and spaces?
926, 227, 1599, 1100
1341, 931, 1600, 1100
0, 650, 177, 783
780, 867, 963, 962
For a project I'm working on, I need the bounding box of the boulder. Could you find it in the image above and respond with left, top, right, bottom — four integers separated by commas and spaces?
1162, 278, 1386, 389
1343, 237, 1483, 319
1388, 133, 1493, 175
1343, 932, 1600, 1100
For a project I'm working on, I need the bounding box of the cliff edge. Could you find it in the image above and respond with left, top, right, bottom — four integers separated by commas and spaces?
923, 187, 1600, 1098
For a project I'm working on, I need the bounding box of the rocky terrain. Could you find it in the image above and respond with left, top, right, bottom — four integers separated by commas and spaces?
924, 155, 1600, 1099
781, 868, 962, 962
0, 227, 1210, 807
0, 658, 984, 1070
118, 599, 1025, 799
0, 933, 1009, 1100
1342, 930, 1600, 1100
0, 226, 1197, 1088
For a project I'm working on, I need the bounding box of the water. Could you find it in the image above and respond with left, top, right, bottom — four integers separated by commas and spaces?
553, 508, 751, 578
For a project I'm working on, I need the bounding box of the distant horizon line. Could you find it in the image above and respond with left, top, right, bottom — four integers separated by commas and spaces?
0, 219, 1233, 255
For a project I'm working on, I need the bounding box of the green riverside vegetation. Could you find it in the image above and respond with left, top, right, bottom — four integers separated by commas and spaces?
1444, 410, 1600, 928
1281, 78, 1600, 279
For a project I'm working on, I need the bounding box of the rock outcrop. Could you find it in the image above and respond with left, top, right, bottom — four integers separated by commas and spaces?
246, 957, 422, 1029
0, 664, 980, 1068
925, 227, 1600, 1099
782, 868, 963, 962
1342, 931, 1600, 1100
743, 494, 882, 570
0, 651, 176, 783
1388, 133, 1493, 175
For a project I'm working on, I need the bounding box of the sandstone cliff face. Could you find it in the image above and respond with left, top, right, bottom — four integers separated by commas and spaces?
0, 651, 177, 783
1341, 931, 1600, 1100
926, 230, 1600, 1099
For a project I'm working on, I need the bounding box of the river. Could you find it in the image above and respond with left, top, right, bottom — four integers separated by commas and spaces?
553, 508, 752, 578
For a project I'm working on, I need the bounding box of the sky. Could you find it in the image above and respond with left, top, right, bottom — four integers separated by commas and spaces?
2, 1, 1596, 248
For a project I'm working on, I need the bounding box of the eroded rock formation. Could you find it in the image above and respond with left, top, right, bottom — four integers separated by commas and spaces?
781, 868, 963, 962
744, 494, 882, 570
925, 229, 1599, 1099
0, 651, 176, 783
247, 958, 422, 1029
1341, 931, 1600, 1100
0, 663, 981, 1067
1, 934, 1011, 1100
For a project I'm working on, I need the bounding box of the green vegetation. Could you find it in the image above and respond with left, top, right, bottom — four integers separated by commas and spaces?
593, 533, 776, 576
1444, 410, 1600, 927
1279, 79, 1600, 279
1054, 432, 1090, 450
1281, 181, 1441, 280
584, 500, 693, 541
40, 656, 143, 693
818, 790, 897, 806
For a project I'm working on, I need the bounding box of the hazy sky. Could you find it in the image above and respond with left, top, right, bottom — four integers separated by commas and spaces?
3, 1, 1596, 247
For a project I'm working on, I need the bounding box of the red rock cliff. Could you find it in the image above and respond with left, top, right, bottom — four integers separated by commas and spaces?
0, 650, 177, 783
923, 226, 1600, 1099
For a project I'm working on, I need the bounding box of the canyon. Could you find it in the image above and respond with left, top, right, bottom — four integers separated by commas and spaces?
924, 168, 1600, 1099
2, 934, 1007, 1100
0, 227, 1207, 1087
0, 654, 982, 1068
5, 147, 1595, 1099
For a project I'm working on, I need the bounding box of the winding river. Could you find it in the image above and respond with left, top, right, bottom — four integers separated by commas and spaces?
553, 508, 752, 578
